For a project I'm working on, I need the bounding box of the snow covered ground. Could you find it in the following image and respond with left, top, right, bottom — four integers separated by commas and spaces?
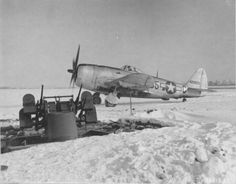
1, 88, 236, 183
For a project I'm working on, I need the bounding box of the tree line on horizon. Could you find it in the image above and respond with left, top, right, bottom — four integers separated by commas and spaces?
208, 80, 235, 86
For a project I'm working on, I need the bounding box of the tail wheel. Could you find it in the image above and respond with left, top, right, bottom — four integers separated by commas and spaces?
117, 93, 121, 99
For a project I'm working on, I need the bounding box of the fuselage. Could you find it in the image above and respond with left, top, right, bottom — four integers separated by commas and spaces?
75, 64, 202, 100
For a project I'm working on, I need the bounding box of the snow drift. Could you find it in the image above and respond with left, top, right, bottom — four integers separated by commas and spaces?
1, 89, 236, 183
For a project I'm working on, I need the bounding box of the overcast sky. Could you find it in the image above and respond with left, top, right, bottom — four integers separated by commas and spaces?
0, 0, 235, 88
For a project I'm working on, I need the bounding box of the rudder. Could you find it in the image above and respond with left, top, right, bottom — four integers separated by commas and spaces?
186, 68, 208, 90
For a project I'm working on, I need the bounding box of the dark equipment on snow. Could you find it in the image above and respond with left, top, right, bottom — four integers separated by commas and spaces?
1, 85, 169, 154
1, 85, 98, 153
19, 85, 97, 132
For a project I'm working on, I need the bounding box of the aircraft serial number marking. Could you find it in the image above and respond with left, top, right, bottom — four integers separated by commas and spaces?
154, 81, 160, 89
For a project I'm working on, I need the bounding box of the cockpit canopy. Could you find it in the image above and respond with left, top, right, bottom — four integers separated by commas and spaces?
121, 65, 143, 73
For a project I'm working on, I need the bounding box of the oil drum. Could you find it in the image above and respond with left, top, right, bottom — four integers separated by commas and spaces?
46, 112, 77, 141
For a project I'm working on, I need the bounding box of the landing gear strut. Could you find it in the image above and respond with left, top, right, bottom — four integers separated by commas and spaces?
93, 92, 102, 105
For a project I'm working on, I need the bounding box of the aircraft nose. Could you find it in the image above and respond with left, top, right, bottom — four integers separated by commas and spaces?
75, 64, 95, 89
75, 65, 83, 85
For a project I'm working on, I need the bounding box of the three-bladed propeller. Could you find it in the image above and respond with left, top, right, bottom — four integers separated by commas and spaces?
68, 45, 80, 86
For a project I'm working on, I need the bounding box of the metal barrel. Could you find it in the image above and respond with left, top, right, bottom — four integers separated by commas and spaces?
46, 112, 77, 141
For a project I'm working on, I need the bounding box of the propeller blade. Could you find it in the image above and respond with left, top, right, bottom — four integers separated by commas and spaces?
73, 75, 77, 87
75, 45, 80, 67
73, 59, 76, 70
68, 45, 81, 87
75, 84, 83, 105
70, 74, 74, 86
72, 72, 77, 87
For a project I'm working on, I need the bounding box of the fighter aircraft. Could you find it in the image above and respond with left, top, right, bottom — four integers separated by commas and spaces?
68, 46, 208, 107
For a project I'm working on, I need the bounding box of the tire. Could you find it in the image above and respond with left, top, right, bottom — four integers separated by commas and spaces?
93, 96, 102, 105
105, 100, 117, 107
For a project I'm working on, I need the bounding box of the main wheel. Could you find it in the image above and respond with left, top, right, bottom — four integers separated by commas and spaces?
105, 100, 117, 107
93, 95, 102, 105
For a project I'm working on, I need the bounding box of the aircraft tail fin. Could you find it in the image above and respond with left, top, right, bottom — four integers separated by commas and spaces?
186, 68, 208, 90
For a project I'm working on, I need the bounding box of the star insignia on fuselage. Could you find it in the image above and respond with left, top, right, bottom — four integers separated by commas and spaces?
166, 81, 176, 94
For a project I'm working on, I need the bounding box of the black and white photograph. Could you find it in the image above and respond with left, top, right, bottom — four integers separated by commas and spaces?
0, 0, 235, 183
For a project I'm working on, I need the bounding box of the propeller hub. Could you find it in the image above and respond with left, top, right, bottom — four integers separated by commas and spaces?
67, 69, 73, 73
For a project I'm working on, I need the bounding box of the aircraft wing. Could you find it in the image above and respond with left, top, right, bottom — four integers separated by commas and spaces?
105, 73, 155, 90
